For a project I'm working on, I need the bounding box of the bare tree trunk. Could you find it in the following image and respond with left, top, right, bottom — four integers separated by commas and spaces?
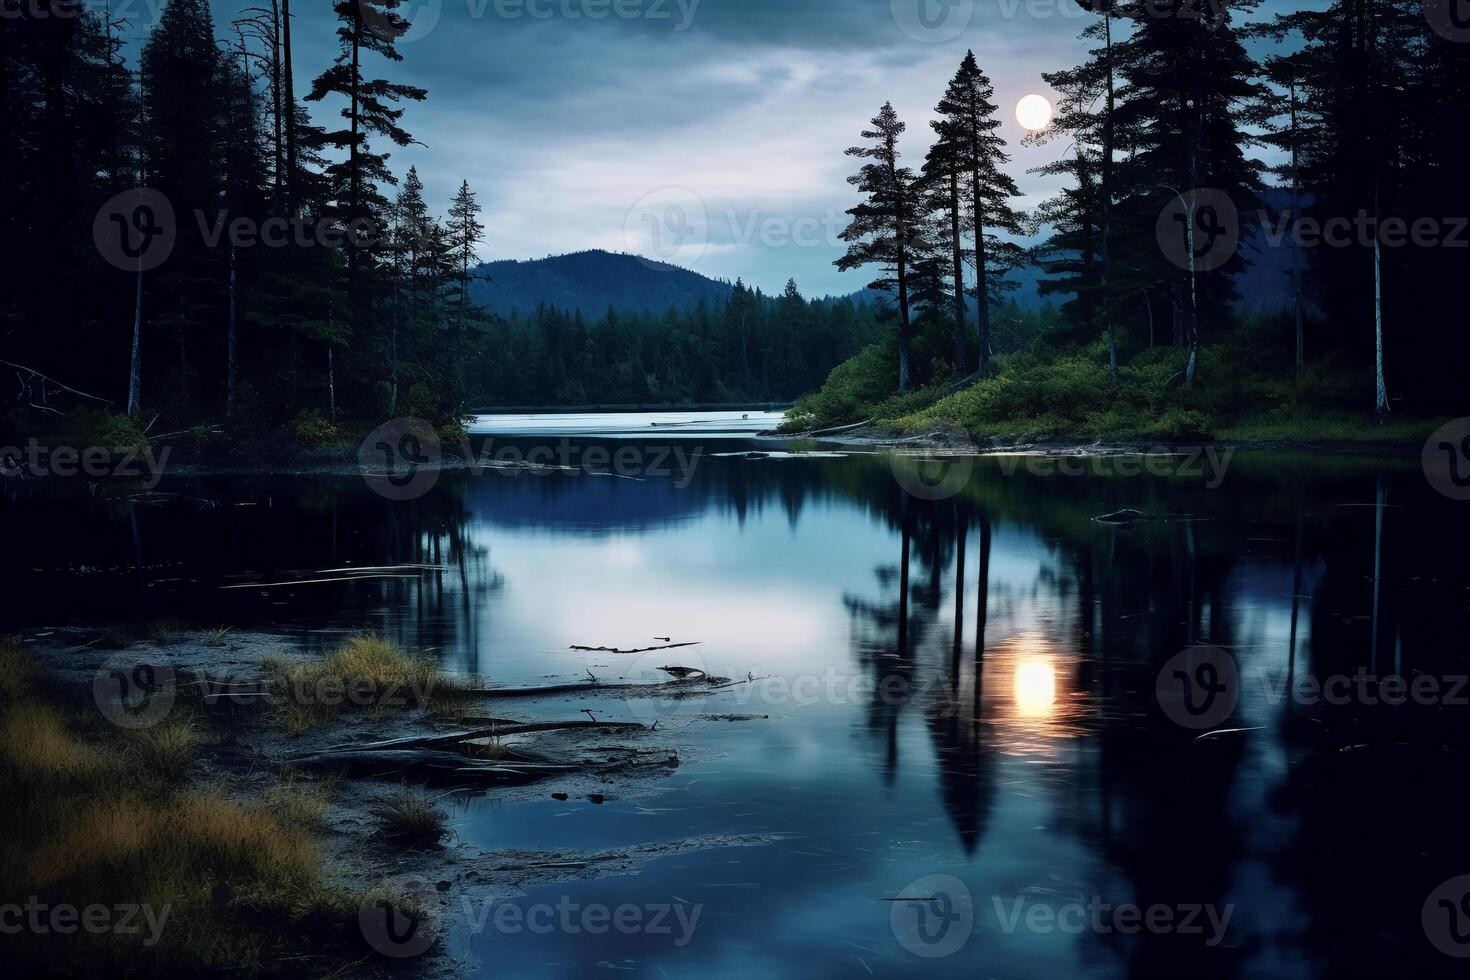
226, 244, 238, 415
1102, 11, 1117, 392
390, 274, 400, 415
128, 267, 143, 416
268, 0, 284, 200
892, 166, 912, 394
1290, 76, 1304, 377
347, 12, 362, 299
1183, 34, 1201, 390
1373, 181, 1388, 418
895, 239, 912, 393
459, 248, 469, 333
970, 160, 990, 377
327, 345, 337, 421
1184, 178, 1199, 389
281, 0, 296, 208
949, 170, 966, 369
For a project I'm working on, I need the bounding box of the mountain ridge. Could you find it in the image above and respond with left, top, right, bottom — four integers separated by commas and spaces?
468, 236, 1301, 321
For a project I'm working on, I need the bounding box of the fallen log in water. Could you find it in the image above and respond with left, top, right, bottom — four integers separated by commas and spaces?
289, 744, 677, 786
569, 641, 700, 654
286, 748, 583, 784
334, 720, 650, 754
456, 677, 715, 699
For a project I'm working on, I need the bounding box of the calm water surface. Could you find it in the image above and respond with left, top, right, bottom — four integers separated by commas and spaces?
6, 429, 1470, 979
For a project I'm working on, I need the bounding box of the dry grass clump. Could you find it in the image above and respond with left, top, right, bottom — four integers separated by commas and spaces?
125, 719, 201, 781
0, 701, 107, 777
146, 617, 191, 645
375, 789, 448, 847
263, 634, 459, 733
0, 643, 366, 975
264, 775, 337, 828
0, 637, 44, 702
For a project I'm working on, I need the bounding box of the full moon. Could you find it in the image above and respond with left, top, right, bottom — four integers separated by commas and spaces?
1016, 94, 1054, 131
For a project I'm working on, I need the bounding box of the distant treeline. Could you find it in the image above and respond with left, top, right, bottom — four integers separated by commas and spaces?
467, 279, 890, 407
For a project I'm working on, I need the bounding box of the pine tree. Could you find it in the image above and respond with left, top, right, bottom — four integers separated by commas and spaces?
218, 37, 268, 415
1111, 0, 1266, 387
922, 109, 969, 369
932, 51, 1027, 377
140, 0, 222, 409
1256, 0, 1445, 417
446, 180, 485, 329
1028, 21, 1123, 360
837, 102, 929, 393
306, 0, 427, 301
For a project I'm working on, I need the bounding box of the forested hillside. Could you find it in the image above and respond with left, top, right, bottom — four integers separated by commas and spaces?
468, 250, 731, 318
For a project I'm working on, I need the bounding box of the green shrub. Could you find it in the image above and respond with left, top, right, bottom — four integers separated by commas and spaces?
45, 408, 150, 453
291, 408, 339, 447
782, 343, 897, 430
438, 419, 470, 455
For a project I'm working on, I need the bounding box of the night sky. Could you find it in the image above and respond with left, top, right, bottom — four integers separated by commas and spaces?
113, 0, 1312, 295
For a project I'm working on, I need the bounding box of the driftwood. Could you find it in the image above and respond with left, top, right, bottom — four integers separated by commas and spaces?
569, 641, 699, 655
220, 573, 422, 590
335, 720, 649, 755
706, 672, 769, 692
0, 358, 112, 409
286, 747, 582, 784
457, 677, 710, 699
777, 416, 875, 439
1094, 508, 1151, 525
289, 747, 674, 786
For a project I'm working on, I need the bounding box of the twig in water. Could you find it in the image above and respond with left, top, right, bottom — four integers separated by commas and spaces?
570, 641, 700, 655
707, 672, 767, 691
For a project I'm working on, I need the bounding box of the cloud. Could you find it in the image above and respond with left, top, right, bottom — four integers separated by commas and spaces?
156, 0, 1098, 294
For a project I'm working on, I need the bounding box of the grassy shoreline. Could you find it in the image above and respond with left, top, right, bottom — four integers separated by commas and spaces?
0, 633, 470, 976
780, 342, 1443, 451
0, 640, 366, 976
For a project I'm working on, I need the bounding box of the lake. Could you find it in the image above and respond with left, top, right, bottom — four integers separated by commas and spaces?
6, 423, 1470, 978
